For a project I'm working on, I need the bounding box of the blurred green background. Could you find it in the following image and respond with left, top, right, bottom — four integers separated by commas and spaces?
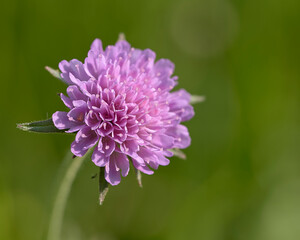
1, 0, 300, 239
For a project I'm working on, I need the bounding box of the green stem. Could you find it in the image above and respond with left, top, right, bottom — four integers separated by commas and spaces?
47, 149, 92, 240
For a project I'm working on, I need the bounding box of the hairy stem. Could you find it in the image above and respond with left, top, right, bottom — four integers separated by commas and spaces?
47, 149, 92, 240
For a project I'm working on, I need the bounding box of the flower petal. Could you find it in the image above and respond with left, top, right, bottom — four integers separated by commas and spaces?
138, 147, 159, 169
168, 89, 194, 121
84, 53, 106, 79
155, 153, 170, 166
101, 137, 115, 156
92, 142, 109, 167
165, 125, 191, 149
52, 111, 79, 130
154, 59, 175, 78
59, 59, 90, 84
151, 134, 174, 149
132, 158, 154, 175
60, 93, 73, 109
113, 152, 130, 177
90, 38, 103, 55
67, 85, 88, 101
71, 127, 99, 157
115, 40, 131, 53
67, 105, 87, 123
105, 156, 121, 185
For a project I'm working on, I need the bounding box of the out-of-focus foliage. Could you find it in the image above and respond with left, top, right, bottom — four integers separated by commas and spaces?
1, 0, 299, 239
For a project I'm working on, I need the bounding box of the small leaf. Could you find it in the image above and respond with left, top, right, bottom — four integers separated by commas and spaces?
45, 66, 66, 83
99, 167, 109, 205
17, 118, 65, 133
134, 168, 143, 188
190, 95, 205, 104
170, 148, 186, 160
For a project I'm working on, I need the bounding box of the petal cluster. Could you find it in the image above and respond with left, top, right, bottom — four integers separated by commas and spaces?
52, 39, 194, 185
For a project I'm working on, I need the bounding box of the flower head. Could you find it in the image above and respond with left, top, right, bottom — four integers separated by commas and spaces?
52, 38, 194, 185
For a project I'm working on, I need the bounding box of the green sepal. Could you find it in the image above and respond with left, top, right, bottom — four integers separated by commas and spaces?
45, 66, 66, 84
190, 95, 205, 104
170, 148, 186, 160
134, 168, 143, 188
17, 118, 65, 133
99, 167, 109, 205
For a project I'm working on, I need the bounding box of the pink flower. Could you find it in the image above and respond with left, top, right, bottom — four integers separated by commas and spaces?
52, 38, 194, 185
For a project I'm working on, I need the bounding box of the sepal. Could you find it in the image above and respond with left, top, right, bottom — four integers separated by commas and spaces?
99, 167, 109, 205
45, 66, 66, 83
190, 95, 205, 104
134, 168, 143, 188
170, 148, 186, 160
17, 118, 65, 133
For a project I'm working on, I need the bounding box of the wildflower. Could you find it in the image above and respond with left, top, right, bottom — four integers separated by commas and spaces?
54, 38, 194, 185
